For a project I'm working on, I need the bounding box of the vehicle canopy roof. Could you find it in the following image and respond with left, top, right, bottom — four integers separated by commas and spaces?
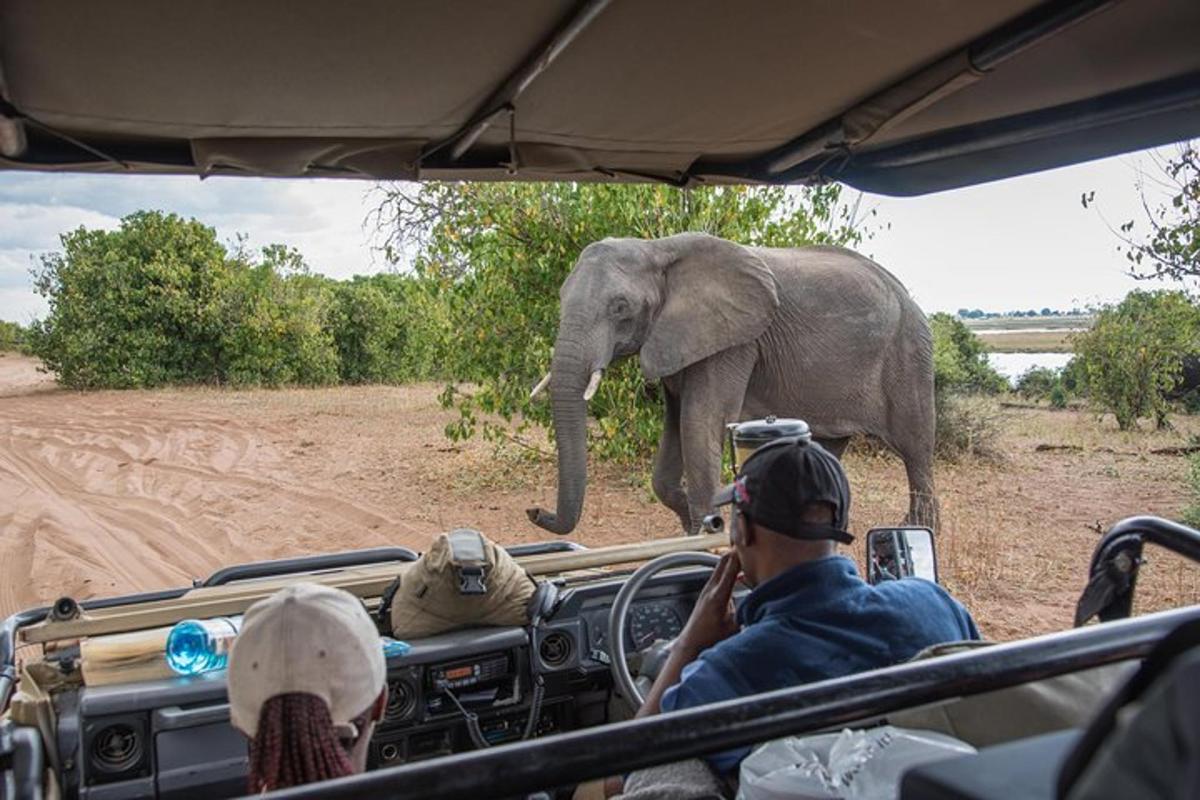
0, 0, 1197, 194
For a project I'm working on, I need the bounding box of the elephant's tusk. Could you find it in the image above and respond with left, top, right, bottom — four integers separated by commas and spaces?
583, 370, 602, 401
530, 372, 552, 399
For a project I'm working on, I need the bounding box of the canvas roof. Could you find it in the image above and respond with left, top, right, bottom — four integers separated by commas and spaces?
0, 0, 1197, 194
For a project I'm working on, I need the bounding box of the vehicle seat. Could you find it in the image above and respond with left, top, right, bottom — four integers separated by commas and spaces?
884, 641, 1134, 748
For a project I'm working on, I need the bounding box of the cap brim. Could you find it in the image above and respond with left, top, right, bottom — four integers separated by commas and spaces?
712, 483, 736, 507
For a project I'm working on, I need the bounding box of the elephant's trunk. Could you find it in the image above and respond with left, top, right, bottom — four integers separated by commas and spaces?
527, 343, 595, 535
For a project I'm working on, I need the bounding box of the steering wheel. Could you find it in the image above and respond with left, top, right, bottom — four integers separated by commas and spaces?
607, 551, 722, 711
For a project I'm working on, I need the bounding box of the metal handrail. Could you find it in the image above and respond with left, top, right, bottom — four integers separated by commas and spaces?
1075, 515, 1200, 625
263, 603, 1200, 800
200, 546, 418, 587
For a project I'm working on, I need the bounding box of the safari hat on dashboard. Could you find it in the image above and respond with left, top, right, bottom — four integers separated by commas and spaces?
227, 582, 386, 739
389, 529, 537, 639
713, 436, 854, 544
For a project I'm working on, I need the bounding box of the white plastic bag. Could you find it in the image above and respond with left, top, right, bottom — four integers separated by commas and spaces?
737, 726, 975, 800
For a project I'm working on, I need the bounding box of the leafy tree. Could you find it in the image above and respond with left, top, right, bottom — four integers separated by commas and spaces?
28, 212, 343, 389
373, 182, 873, 464
1119, 143, 1198, 284
28, 211, 234, 388
218, 258, 340, 387
1073, 290, 1200, 430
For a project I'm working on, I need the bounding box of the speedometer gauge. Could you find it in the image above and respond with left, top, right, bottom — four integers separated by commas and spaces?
629, 603, 683, 649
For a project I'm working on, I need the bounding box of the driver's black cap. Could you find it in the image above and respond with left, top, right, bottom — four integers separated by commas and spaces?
713, 437, 852, 543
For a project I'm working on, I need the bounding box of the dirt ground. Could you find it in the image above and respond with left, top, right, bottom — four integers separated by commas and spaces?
2, 353, 1198, 640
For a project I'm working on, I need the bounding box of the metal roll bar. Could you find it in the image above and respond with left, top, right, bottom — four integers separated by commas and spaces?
262, 603, 1200, 800
200, 546, 418, 587
1075, 515, 1200, 626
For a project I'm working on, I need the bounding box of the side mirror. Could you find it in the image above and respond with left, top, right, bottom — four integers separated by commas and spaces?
866, 527, 938, 585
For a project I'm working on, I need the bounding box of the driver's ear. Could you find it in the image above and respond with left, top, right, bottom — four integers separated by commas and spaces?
741, 515, 757, 547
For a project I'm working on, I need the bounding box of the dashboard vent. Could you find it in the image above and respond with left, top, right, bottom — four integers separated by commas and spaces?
386, 677, 418, 721
90, 722, 144, 775
539, 631, 573, 668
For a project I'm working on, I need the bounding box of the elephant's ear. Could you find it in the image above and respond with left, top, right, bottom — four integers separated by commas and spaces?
640, 234, 780, 380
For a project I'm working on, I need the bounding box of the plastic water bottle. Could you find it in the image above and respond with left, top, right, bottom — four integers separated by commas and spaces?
165, 616, 242, 675
381, 637, 411, 658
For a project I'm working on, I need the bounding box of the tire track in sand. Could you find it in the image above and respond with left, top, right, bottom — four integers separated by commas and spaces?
0, 373, 423, 618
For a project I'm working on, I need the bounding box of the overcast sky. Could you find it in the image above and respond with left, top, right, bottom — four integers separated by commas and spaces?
0, 145, 1181, 324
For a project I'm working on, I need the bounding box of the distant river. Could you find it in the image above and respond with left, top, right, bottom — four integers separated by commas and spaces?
987, 352, 1073, 385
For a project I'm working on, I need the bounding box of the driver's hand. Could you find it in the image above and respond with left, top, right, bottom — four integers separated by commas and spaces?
676, 551, 741, 657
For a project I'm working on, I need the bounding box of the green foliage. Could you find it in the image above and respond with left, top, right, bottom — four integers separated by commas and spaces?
0, 320, 27, 352
374, 182, 872, 464
1015, 366, 1060, 400
1049, 384, 1068, 409
928, 313, 1007, 395
1182, 451, 1200, 528
1060, 356, 1088, 396
29, 212, 345, 389
1073, 290, 1200, 430
1098, 143, 1199, 286
28, 211, 234, 388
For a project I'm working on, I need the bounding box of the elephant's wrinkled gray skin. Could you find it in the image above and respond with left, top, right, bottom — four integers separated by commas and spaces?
526, 232, 936, 535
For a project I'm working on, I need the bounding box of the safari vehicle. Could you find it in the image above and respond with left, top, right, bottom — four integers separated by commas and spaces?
2, 1, 1200, 798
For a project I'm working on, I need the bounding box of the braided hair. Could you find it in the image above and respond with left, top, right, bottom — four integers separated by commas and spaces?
248, 693, 367, 792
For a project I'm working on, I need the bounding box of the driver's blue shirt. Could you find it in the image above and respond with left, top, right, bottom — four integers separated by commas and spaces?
660, 555, 979, 775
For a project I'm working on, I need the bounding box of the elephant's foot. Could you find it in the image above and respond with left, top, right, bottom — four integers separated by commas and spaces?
905, 492, 940, 532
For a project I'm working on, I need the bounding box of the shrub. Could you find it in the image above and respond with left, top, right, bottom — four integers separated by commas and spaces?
1183, 451, 1200, 528
929, 313, 1007, 395
1049, 384, 1068, 409
1015, 366, 1061, 400
28, 211, 233, 388
935, 393, 1004, 462
28, 213, 347, 389
0, 320, 26, 353
1073, 290, 1200, 430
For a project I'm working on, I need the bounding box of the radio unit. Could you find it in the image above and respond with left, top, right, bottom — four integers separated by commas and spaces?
428, 652, 512, 692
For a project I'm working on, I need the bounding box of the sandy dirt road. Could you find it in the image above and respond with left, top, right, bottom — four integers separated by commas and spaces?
0, 355, 675, 619
2, 353, 1198, 638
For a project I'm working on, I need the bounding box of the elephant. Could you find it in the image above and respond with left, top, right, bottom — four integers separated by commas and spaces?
526, 232, 936, 535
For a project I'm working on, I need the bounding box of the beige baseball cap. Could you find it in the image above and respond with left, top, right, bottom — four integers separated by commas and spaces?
227, 583, 386, 738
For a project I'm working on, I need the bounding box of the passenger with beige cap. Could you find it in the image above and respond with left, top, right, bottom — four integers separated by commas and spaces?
227, 583, 388, 793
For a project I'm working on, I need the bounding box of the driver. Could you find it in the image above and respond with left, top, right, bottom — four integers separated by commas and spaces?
636, 436, 979, 777
227, 583, 388, 793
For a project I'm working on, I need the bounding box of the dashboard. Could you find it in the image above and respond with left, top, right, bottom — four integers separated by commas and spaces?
58, 566, 718, 799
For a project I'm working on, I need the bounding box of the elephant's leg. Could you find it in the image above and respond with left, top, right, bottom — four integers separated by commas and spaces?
678, 347, 755, 534
652, 388, 691, 531
881, 427, 938, 529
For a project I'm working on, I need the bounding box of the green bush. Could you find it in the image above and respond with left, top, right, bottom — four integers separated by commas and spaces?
1049, 384, 1068, 409
1015, 366, 1060, 400
28, 213, 352, 389
1073, 290, 1200, 430
375, 182, 872, 465
1182, 451, 1200, 528
928, 313, 1007, 395
0, 320, 26, 352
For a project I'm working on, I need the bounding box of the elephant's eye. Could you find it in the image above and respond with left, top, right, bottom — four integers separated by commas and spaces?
608, 297, 631, 318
